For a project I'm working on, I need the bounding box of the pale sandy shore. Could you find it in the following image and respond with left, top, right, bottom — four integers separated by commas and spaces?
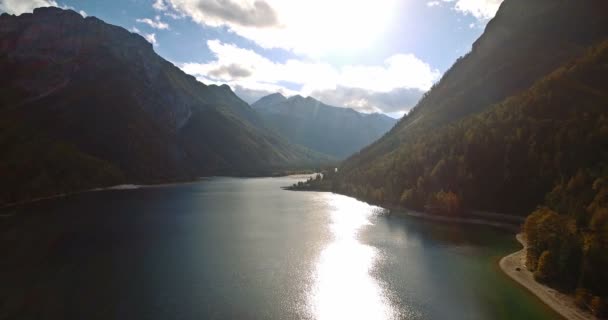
500, 234, 597, 320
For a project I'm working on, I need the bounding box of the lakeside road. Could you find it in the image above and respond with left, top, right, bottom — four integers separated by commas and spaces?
499, 234, 597, 320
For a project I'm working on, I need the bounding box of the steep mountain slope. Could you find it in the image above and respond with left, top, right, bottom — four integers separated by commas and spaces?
330, 0, 608, 209
0, 7, 324, 205
252, 94, 397, 158
335, 40, 608, 210
474, 41, 608, 314
340, 0, 608, 174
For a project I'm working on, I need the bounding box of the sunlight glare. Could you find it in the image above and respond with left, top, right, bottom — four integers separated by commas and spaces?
260, 0, 399, 56
309, 194, 397, 320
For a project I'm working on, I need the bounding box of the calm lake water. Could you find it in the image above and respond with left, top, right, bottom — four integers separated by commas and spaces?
0, 176, 558, 319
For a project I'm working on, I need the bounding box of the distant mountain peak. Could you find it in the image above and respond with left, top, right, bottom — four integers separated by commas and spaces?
287, 95, 317, 103
268, 92, 286, 99
254, 92, 396, 122
252, 92, 397, 158
251, 92, 287, 109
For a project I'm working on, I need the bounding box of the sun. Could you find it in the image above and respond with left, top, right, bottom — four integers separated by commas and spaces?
236, 0, 399, 57
296, 0, 398, 55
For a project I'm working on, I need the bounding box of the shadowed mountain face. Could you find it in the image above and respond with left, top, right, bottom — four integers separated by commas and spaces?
252, 94, 397, 159
331, 0, 608, 212
0, 7, 325, 205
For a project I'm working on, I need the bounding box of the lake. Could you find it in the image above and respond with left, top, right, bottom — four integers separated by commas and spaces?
0, 176, 558, 319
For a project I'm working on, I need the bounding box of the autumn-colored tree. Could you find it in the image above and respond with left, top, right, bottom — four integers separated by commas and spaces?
574, 288, 592, 309
590, 296, 608, 317
534, 250, 558, 283
433, 190, 462, 215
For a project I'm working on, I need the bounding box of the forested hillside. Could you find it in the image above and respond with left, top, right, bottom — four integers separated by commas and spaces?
331, 42, 608, 215
295, 0, 608, 314
328, 0, 608, 214
340, 0, 608, 178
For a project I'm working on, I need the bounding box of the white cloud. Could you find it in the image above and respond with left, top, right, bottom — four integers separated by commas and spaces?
426, 0, 455, 9
427, 0, 503, 20
152, 0, 168, 11
143, 33, 158, 46
454, 0, 503, 20
129, 27, 158, 46
57, 4, 87, 17
0, 1, 88, 17
166, 0, 278, 27
161, 0, 400, 56
180, 40, 439, 113
163, 11, 183, 19
136, 16, 170, 29
311, 86, 425, 114
232, 83, 299, 105
0, 0, 57, 15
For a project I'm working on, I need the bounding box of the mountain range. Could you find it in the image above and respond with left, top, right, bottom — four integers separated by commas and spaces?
252, 93, 396, 159
1, 0, 608, 316
0, 7, 328, 205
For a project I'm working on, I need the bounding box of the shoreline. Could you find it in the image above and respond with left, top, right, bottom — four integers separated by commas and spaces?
499, 234, 596, 320
1, 174, 317, 212
297, 187, 596, 319
0, 179, 212, 211
2, 177, 596, 319
286, 187, 525, 231
387, 208, 522, 232
292, 187, 595, 319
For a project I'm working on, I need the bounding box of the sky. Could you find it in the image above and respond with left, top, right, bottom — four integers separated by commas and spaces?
0, 0, 503, 117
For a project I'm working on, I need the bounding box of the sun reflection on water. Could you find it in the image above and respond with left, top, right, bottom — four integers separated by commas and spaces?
309, 194, 397, 320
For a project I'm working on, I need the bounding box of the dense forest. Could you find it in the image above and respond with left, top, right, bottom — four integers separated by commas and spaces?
294, 0, 608, 315
328, 42, 608, 213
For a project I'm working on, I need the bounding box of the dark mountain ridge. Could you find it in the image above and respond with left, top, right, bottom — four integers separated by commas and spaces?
332, 0, 608, 206
342, 0, 608, 174
252, 93, 397, 158
0, 7, 325, 205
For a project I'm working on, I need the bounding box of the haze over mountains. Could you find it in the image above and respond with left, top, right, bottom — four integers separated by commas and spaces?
252, 93, 397, 159
0, 7, 329, 205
